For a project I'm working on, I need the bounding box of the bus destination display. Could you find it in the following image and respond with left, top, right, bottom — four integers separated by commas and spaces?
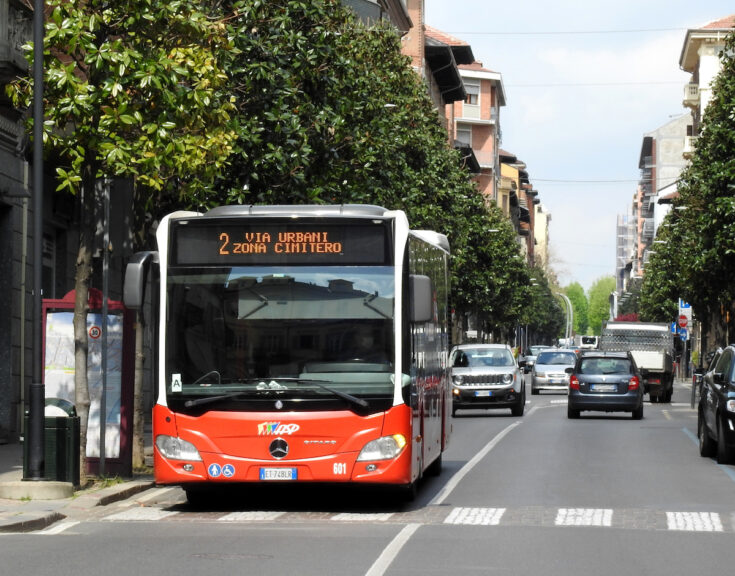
172, 221, 388, 265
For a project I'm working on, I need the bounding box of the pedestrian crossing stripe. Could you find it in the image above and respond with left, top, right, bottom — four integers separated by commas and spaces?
444, 507, 505, 525
98, 506, 731, 532
555, 508, 612, 527
666, 511, 722, 531
104, 508, 178, 521
333, 513, 394, 522
219, 511, 285, 522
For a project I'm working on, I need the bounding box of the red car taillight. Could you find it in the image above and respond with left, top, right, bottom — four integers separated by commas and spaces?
628, 375, 640, 390
569, 374, 580, 390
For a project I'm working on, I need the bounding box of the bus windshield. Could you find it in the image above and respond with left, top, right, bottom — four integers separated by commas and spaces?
164, 265, 396, 412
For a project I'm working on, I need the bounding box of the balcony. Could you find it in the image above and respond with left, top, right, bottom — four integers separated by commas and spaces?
683, 135, 698, 159
683, 83, 700, 108
641, 218, 655, 241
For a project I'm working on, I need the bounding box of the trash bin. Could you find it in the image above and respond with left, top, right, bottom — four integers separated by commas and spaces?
23, 398, 81, 486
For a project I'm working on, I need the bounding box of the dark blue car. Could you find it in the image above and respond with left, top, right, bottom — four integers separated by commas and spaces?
566, 351, 643, 420
698, 345, 735, 464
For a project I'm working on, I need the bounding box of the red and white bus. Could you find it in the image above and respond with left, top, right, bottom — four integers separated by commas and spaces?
124, 205, 451, 502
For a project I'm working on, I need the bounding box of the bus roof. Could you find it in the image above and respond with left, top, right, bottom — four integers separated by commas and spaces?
201, 205, 390, 219
410, 230, 450, 254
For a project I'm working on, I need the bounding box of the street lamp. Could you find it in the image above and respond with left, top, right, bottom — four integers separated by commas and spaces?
555, 292, 573, 345
26, 0, 46, 481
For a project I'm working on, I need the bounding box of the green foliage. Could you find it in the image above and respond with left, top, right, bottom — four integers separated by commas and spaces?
203, 0, 530, 334
7, 0, 535, 335
522, 267, 565, 343
564, 282, 589, 335
587, 276, 616, 334
641, 31, 735, 327
7, 0, 237, 201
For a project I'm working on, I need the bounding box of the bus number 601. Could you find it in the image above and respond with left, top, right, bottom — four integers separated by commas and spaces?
333, 463, 347, 475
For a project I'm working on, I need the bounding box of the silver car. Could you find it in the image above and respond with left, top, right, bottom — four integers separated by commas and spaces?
450, 344, 525, 417
531, 349, 578, 394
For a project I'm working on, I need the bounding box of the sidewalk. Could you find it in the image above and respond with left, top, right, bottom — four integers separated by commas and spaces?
0, 440, 155, 533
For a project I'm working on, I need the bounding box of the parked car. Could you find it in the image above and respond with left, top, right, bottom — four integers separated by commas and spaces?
531, 349, 578, 395
450, 344, 525, 417
566, 351, 643, 420
697, 345, 735, 464
519, 345, 550, 374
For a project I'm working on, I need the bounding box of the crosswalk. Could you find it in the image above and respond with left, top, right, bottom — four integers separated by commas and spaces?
99, 504, 732, 533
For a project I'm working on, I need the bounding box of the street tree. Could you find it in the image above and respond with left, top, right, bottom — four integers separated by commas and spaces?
564, 282, 589, 335
8, 0, 236, 482
196, 0, 529, 338
522, 268, 565, 345
587, 276, 616, 334
641, 31, 734, 344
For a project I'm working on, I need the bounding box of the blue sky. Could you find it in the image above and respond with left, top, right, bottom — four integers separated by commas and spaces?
425, 0, 733, 293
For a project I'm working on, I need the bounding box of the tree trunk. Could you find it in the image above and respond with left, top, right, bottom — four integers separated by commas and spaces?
132, 315, 145, 469
73, 165, 96, 487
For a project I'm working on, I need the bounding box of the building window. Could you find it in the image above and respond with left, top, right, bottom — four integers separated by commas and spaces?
464, 80, 479, 106
456, 125, 472, 147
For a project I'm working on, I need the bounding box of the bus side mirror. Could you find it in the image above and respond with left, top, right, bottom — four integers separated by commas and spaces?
409, 274, 433, 323
123, 251, 158, 310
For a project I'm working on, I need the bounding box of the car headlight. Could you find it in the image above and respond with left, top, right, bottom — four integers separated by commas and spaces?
726, 400, 735, 413
155, 435, 203, 461
501, 373, 513, 385
452, 374, 464, 385
357, 435, 407, 461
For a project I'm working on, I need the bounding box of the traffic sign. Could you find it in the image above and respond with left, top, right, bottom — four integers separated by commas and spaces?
678, 315, 688, 328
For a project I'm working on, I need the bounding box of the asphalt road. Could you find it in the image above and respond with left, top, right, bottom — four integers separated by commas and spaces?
2, 379, 734, 576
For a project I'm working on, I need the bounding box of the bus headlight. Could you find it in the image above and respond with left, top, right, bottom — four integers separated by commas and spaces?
357, 434, 407, 461
155, 435, 203, 461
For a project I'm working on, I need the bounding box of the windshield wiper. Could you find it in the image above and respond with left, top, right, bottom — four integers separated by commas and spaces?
192, 370, 221, 386
185, 391, 249, 408
282, 378, 369, 409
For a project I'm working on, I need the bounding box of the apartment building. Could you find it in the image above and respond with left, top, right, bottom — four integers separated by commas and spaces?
617, 14, 734, 300
680, 14, 735, 141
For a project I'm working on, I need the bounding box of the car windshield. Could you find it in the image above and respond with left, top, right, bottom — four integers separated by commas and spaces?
536, 351, 576, 365
580, 358, 631, 375
454, 348, 514, 368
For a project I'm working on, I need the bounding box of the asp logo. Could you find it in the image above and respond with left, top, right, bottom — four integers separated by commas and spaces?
258, 422, 300, 436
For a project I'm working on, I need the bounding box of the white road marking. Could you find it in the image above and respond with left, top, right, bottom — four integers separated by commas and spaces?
332, 513, 393, 522
364, 523, 420, 576
666, 511, 722, 531
444, 507, 505, 525
430, 420, 522, 506
104, 507, 178, 521
218, 511, 285, 522
36, 521, 80, 535
555, 508, 612, 527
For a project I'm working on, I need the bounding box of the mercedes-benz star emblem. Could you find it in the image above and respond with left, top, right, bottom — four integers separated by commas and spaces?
269, 438, 289, 459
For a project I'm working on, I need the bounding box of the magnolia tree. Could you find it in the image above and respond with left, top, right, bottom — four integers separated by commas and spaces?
9, 0, 236, 483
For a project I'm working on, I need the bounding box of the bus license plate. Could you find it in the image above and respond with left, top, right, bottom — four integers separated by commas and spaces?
475, 390, 492, 397
260, 467, 297, 481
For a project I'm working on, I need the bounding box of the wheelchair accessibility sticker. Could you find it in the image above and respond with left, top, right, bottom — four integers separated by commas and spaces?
208, 463, 236, 478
